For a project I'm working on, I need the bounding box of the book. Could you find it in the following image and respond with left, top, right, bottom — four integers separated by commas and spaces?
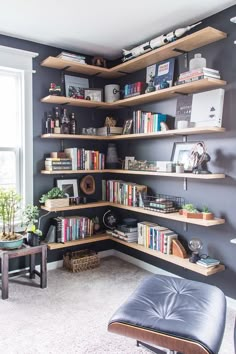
96, 127, 123, 136
154, 58, 175, 90
175, 95, 193, 128
64, 147, 78, 170
196, 258, 220, 268
190, 88, 225, 127
177, 73, 220, 85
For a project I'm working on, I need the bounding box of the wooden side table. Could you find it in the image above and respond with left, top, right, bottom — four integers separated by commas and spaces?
0, 244, 47, 300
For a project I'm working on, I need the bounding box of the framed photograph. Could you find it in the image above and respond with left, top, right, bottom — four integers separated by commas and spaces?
84, 88, 103, 102
171, 141, 203, 172
64, 75, 89, 98
56, 179, 78, 198
122, 119, 133, 134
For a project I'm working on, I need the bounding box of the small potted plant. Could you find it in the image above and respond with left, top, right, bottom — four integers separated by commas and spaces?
201, 206, 214, 220
22, 205, 42, 246
0, 188, 24, 249
39, 187, 69, 209
180, 203, 203, 219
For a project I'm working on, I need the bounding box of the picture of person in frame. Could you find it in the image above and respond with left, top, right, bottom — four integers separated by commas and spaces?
122, 119, 133, 134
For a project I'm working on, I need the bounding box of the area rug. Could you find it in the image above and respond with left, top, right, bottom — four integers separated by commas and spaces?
0, 257, 234, 354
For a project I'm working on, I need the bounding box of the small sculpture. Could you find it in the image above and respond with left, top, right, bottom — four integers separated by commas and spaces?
145, 74, 156, 93
190, 142, 211, 174
92, 56, 107, 67
49, 83, 61, 96
105, 116, 117, 127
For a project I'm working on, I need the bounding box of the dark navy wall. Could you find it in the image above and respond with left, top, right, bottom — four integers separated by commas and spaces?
0, 4, 236, 297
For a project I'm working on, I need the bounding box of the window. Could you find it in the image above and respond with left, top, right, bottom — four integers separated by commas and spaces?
0, 46, 38, 205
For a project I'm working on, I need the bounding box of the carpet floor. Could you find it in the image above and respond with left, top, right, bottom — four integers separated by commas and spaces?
0, 257, 235, 354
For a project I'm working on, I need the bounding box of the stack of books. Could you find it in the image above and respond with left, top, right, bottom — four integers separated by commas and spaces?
177, 67, 221, 85
196, 257, 220, 268
44, 158, 72, 171
112, 225, 138, 243
57, 51, 86, 64
138, 221, 178, 254
96, 126, 123, 136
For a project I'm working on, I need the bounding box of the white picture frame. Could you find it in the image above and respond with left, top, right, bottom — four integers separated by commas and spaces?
56, 179, 78, 198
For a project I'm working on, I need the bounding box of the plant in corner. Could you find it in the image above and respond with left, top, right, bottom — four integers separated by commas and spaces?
0, 188, 24, 249
201, 206, 214, 220
39, 187, 69, 209
22, 204, 42, 246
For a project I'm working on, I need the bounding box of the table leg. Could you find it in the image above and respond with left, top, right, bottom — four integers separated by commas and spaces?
1, 253, 9, 300
40, 246, 47, 289
30, 254, 36, 279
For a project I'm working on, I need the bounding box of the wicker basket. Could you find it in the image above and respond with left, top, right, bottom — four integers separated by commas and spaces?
63, 249, 100, 272
45, 198, 69, 209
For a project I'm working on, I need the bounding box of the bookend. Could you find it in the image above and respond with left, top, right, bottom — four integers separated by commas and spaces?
172, 239, 187, 258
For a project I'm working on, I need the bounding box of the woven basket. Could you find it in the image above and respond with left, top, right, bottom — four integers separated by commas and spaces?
45, 198, 69, 209
63, 249, 100, 272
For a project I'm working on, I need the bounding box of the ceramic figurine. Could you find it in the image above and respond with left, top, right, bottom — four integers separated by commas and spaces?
145, 74, 156, 93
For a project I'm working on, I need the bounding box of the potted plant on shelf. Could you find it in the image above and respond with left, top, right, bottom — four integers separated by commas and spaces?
39, 187, 69, 209
22, 205, 42, 246
179, 203, 203, 219
0, 189, 24, 249
201, 206, 214, 220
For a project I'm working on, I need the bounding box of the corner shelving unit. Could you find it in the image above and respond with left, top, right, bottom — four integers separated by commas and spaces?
40, 25, 227, 276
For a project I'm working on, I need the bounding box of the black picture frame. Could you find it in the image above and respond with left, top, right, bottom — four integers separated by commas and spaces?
171, 141, 203, 172
122, 119, 133, 134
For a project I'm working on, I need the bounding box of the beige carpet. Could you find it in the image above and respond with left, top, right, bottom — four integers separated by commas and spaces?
0, 257, 235, 354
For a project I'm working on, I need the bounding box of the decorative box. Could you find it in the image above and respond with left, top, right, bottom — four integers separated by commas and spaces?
45, 198, 69, 209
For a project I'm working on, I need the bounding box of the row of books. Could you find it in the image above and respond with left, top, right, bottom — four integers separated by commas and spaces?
102, 179, 147, 207
177, 67, 220, 85
124, 82, 144, 98
51, 216, 94, 243
132, 110, 167, 134
138, 221, 178, 254
64, 148, 105, 170
57, 51, 86, 64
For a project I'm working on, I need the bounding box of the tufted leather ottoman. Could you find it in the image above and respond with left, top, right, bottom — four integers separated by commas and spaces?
108, 274, 226, 354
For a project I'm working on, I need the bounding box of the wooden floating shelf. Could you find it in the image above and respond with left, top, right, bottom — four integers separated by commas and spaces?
47, 234, 110, 250
41, 201, 225, 226
41, 27, 226, 78
41, 169, 105, 175
108, 203, 225, 227
47, 234, 225, 276
41, 169, 225, 180
41, 79, 226, 109
111, 237, 225, 276
41, 127, 225, 141
41, 201, 108, 212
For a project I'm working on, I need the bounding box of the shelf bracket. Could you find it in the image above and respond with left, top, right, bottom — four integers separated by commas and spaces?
62, 66, 71, 71
182, 135, 187, 142
60, 139, 64, 151
183, 223, 188, 232
118, 70, 130, 75
173, 48, 188, 69
183, 177, 187, 191
172, 91, 188, 96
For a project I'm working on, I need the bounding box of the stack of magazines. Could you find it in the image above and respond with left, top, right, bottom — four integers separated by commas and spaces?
196, 257, 220, 268
177, 67, 220, 85
57, 51, 86, 64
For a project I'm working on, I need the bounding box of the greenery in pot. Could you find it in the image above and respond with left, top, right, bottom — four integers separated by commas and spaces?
182, 203, 199, 213
22, 204, 42, 236
39, 187, 67, 204
0, 188, 22, 241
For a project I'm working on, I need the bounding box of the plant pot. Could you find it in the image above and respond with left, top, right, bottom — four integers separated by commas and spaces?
202, 212, 214, 220
180, 210, 203, 219
45, 198, 69, 209
27, 232, 40, 247
0, 233, 24, 249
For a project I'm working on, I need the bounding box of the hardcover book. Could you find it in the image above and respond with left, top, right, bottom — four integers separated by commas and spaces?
154, 58, 175, 90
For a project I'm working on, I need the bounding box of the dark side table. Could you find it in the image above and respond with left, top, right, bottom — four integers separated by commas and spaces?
0, 244, 47, 300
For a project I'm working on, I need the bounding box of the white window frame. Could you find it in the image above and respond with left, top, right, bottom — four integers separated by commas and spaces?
0, 46, 38, 205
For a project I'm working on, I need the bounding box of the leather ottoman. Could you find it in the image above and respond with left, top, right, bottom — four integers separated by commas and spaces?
108, 274, 226, 354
